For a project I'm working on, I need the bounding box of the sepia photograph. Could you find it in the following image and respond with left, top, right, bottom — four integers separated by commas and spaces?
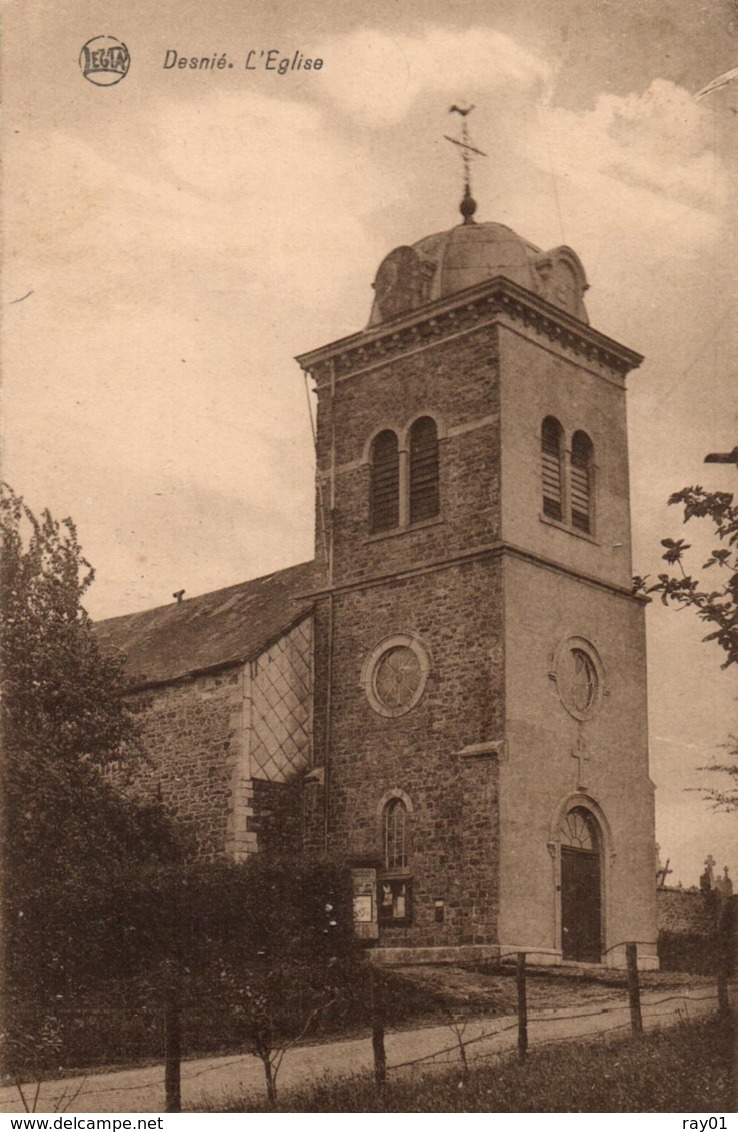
1, 0, 736, 1116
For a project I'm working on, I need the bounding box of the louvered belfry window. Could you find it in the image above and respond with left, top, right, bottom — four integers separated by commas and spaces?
409, 416, 440, 523
542, 416, 564, 521
570, 431, 594, 533
371, 430, 400, 532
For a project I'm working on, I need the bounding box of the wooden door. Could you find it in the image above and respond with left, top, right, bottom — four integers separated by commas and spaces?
561, 845, 601, 962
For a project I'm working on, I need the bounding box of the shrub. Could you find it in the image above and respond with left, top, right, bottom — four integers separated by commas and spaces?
657, 931, 719, 975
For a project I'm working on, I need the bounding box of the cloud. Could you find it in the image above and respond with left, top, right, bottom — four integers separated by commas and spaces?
536, 79, 727, 223
3, 89, 390, 617
318, 27, 552, 125
3, 91, 397, 316
454, 75, 730, 343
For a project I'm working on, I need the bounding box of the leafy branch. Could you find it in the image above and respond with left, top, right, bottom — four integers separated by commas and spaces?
635, 487, 738, 810
634, 487, 738, 670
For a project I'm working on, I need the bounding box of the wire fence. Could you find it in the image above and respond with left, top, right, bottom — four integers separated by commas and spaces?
387, 987, 720, 1076
2, 940, 731, 1113
385, 969, 721, 1078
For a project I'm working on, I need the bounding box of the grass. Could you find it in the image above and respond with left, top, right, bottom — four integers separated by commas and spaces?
217, 1014, 735, 1113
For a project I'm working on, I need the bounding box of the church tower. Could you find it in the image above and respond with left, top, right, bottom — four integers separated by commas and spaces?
296, 176, 658, 968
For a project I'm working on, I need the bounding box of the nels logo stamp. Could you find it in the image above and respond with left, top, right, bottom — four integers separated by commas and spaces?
79, 36, 130, 86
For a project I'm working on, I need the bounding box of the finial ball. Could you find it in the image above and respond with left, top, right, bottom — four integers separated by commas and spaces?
460, 188, 477, 224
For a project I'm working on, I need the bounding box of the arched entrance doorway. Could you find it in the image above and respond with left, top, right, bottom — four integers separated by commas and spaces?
560, 807, 602, 962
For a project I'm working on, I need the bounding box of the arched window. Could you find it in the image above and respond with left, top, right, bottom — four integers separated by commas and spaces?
541, 416, 564, 521
570, 431, 594, 533
384, 797, 408, 869
371, 430, 400, 533
380, 796, 412, 924
409, 416, 440, 523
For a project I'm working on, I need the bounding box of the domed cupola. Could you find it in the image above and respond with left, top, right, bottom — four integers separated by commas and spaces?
368, 216, 590, 327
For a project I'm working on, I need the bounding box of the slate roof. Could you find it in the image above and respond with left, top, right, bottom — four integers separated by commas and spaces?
94, 559, 321, 687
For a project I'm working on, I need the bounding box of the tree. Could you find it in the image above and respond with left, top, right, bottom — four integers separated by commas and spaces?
1, 488, 361, 1106
637, 485, 738, 808
0, 484, 179, 1060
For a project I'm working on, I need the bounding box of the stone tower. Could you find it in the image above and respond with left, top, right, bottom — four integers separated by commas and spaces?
296, 204, 658, 969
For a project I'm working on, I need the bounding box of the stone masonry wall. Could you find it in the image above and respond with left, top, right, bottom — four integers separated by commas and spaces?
309, 302, 507, 952
313, 323, 501, 589
314, 555, 504, 949
656, 887, 718, 935
250, 778, 302, 855
655, 887, 734, 974
125, 669, 243, 859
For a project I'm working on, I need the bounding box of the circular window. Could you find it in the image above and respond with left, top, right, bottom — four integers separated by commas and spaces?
552, 637, 605, 720
374, 646, 422, 710
362, 633, 430, 717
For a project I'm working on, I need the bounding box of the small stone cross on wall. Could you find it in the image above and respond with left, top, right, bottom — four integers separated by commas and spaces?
571, 733, 590, 790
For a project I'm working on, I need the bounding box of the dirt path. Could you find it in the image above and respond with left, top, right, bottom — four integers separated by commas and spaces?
0, 983, 720, 1113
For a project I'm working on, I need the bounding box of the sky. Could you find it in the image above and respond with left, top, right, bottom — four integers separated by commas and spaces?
2, 0, 736, 886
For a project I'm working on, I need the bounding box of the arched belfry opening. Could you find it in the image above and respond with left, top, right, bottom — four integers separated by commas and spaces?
559, 807, 602, 962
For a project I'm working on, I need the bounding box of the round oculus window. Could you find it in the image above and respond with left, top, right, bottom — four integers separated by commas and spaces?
562, 648, 597, 713
374, 646, 421, 710
552, 637, 605, 720
362, 634, 430, 717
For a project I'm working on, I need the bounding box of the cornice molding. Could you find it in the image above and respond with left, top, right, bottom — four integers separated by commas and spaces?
296, 276, 643, 386
293, 540, 647, 606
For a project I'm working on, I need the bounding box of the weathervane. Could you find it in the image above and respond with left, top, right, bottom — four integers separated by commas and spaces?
444, 104, 487, 224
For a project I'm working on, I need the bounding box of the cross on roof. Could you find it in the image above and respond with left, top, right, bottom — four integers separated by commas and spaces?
444, 104, 487, 225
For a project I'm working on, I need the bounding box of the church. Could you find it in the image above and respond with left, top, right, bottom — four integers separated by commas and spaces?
96, 174, 659, 970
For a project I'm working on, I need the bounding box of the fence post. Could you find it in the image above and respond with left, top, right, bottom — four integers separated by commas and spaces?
716, 904, 731, 1018
717, 967, 730, 1017
517, 951, 528, 1061
370, 964, 387, 1100
164, 990, 182, 1113
625, 942, 643, 1035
